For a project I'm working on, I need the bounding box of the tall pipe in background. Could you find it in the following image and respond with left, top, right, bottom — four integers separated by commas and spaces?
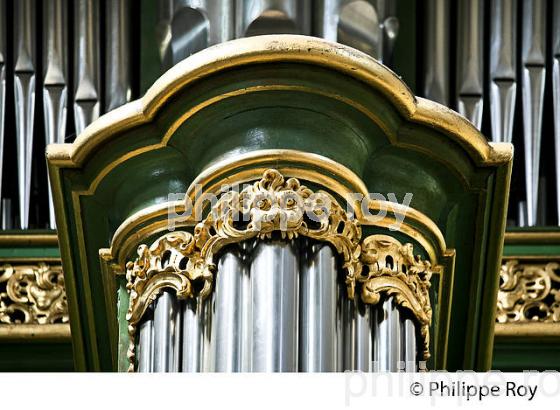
74, 0, 100, 135
489, 0, 517, 144
43, 0, 68, 229
13, 0, 35, 229
521, 0, 546, 226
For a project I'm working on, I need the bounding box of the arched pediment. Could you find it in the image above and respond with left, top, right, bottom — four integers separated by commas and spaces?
47, 35, 512, 371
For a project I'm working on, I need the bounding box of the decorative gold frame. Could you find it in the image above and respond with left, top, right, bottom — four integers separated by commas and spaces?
120, 168, 446, 370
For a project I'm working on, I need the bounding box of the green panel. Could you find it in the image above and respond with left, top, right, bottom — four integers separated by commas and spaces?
493, 342, 560, 372
0, 342, 74, 372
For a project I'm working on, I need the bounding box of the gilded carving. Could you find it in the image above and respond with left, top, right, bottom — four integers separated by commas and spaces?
0, 263, 68, 324
359, 235, 432, 360
497, 260, 560, 323
124, 169, 435, 368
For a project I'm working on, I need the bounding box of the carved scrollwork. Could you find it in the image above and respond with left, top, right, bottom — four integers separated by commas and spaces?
359, 235, 432, 361
124, 169, 435, 368
124, 230, 212, 369
194, 169, 362, 298
497, 260, 560, 323
0, 263, 68, 324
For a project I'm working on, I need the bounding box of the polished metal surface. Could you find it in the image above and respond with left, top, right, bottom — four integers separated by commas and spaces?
157, 0, 234, 70
521, 0, 546, 226
377, 0, 399, 66
137, 314, 154, 372
354, 303, 372, 371
182, 298, 208, 372
489, 0, 517, 143
373, 297, 401, 372
299, 243, 338, 372
250, 240, 299, 372
553, 0, 560, 223
337, 0, 380, 59
424, 0, 450, 105
403, 317, 417, 372
211, 248, 246, 372
74, 0, 100, 135
236, 0, 311, 37
341, 297, 356, 371
43, 0, 68, 229
106, 0, 131, 111
13, 0, 36, 229
153, 291, 180, 372
456, 0, 483, 129
315, 0, 397, 63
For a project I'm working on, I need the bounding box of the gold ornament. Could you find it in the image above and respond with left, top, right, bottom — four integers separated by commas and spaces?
359, 235, 432, 361
0, 263, 68, 325
497, 260, 560, 323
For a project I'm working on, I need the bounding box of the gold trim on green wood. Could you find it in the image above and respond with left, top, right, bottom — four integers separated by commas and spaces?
0, 324, 71, 342
45, 35, 513, 371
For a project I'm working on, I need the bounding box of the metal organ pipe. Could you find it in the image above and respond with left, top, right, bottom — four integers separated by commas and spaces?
250, 240, 299, 372
299, 242, 338, 372
211, 247, 246, 372
153, 290, 180, 372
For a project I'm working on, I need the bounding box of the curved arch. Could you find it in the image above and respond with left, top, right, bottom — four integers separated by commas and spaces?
46, 35, 512, 169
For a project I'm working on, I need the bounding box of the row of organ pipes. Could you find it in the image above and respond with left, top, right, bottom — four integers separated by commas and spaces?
136, 240, 420, 372
2, 1, 559, 229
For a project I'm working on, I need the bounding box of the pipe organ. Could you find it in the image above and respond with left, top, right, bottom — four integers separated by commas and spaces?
122, 170, 433, 373
9, 0, 560, 373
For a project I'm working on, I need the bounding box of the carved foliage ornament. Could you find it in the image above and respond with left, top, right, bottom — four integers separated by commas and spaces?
497, 260, 560, 323
125, 169, 434, 367
359, 235, 432, 360
0, 263, 68, 324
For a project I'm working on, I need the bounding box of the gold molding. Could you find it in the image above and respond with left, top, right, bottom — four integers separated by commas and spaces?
504, 231, 560, 244
0, 323, 71, 342
46, 35, 511, 170
495, 323, 560, 339
0, 234, 59, 247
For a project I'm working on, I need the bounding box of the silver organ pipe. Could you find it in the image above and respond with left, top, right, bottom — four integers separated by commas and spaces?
74, 0, 100, 135
250, 241, 299, 372
157, 0, 234, 70
521, 0, 546, 227
354, 302, 372, 371
43, 0, 67, 229
137, 309, 154, 373
373, 297, 402, 372
489, 0, 517, 144
456, 0, 483, 130
105, 0, 131, 112
13, 0, 35, 230
403, 317, 417, 372
424, 0, 450, 106
153, 290, 180, 372
211, 247, 246, 372
236, 0, 311, 38
182, 297, 209, 372
299, 243, 338, 372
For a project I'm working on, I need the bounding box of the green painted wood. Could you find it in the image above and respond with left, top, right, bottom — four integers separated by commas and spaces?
50, 40, 511, 371
492, 228, 560, 371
